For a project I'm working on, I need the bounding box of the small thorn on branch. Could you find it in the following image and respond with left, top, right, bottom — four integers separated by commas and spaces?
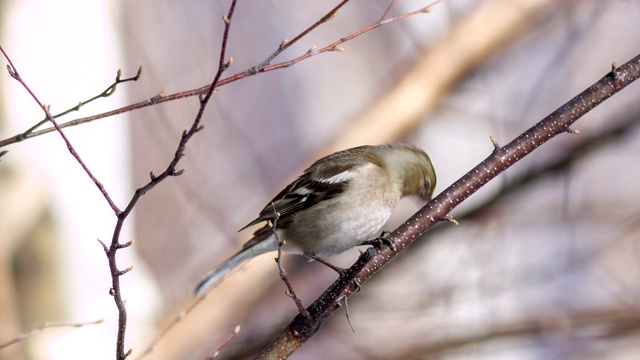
442, 214, 459, 225
97, 239, 109, 253
279, 39, 289, 50
150, 89, 167, 104
125, 348, 133, 358
222, 15, 230, 24
609, 61, 619, 80
105, 85, 117, 96
116, 68, 122, 81
116, 239, 134, 249
109, 288, 116, 296
173, 169, 185, 176
135, 65, 143, 79
307, 45, 318, 54
223, 56, 234, 70
566, 127, 580, 135
331, 46, 345, 52
6, 64, 17, 78
0, 150, 8, 159
341, 297, 356, 332
116, 266, 134, 277
195, 124, 206, 132
209, 325, 241, 359
489, 136, 500, 151
149, 171, 156, 180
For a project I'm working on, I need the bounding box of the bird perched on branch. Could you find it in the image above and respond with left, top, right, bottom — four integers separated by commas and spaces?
194, 143, 436, 295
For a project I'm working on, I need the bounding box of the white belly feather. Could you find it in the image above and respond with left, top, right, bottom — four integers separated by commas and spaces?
283, 163, 401, 257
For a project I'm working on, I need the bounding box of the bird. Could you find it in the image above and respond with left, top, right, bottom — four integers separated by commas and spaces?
194, 143, 436, 295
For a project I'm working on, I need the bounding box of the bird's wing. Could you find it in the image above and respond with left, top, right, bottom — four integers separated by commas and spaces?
238, 149, 378, 232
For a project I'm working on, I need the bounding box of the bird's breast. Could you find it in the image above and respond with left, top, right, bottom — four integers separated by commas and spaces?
284, 165, 401, 257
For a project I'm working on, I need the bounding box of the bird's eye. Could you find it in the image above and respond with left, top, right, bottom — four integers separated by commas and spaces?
423, 179, 431, 190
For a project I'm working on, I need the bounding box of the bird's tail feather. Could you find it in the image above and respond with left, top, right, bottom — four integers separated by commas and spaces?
194, 235, 277, 295
194, 247, 256, 296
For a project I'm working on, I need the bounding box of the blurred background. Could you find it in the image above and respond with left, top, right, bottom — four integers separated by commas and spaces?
1, 0, 640, 359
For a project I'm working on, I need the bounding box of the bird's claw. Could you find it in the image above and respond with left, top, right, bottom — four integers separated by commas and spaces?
362, 231, 396, 252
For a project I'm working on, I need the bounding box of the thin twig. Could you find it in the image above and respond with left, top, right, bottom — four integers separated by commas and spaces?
204, 325, 241, 360
261, 0, 440, 72
270, 202, 311, 319
139, 266, 244, 358
250, 0, 351, 73
0, 45, 121, 214
104, 2, 239, 359
13, 66, 142, 142
379, 0, 398, 22
0, 319, 104, 350
337, 296, 355, 332
0, 1, 441, 149
138, 287, 209, 358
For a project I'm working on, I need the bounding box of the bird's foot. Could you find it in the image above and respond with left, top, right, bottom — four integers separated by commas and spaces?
361, 231, 396, 252
309, 255, 361, 292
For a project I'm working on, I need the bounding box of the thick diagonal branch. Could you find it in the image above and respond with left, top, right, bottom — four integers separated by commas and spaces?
257, 55, 640, 359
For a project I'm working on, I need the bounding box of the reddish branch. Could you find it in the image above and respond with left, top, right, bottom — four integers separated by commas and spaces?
270, 203, 311, 319
256, 55, 640, 359
0, 2, 444, 358
250, 0, 351, 72
0, 320, 103, 350
205, 325, 241, 360
1, 0, 236, 358
0, 45, 121, 214
0, 1, 440, 149
15, 66, 142, 141
102, 2, 239, 358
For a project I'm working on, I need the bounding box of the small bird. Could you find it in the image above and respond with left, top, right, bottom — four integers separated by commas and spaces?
194, 143, 436, 295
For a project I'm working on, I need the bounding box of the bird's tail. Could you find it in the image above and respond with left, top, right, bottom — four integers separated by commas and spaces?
193, 247, 255, 296
194, 233, 277, 296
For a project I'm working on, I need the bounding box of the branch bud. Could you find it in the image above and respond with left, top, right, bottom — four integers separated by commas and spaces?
135, 65, 143, 79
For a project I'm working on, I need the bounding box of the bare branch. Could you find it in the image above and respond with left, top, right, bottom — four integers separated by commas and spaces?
0, 45, 121, 214
0, 1, 440, 148
250, 0, 351, 73
270, 202, 310, 319
11, 66, 142, 143
139, 301, 198, 357
256, 53, 640, 359
204, 325, 241, 360
102, 1, 239, 359
0, 320, 103, 350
